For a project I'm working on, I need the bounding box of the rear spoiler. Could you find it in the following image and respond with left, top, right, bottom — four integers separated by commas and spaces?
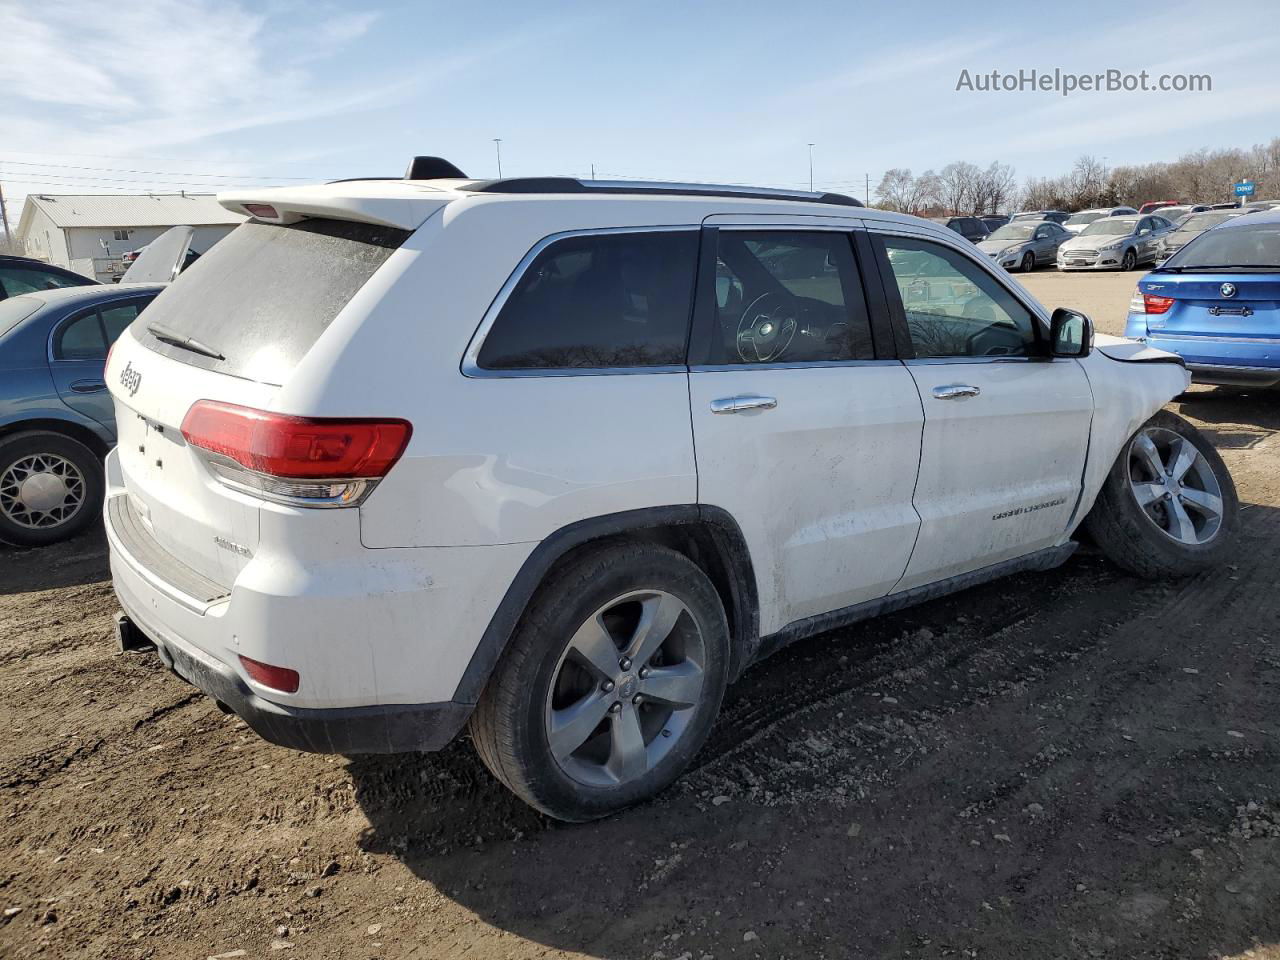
217, 183, 453, 231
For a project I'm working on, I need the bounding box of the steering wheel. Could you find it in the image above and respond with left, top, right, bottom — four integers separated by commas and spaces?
736, 292, 800, 363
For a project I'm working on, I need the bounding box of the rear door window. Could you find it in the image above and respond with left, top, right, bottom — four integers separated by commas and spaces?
708, 230, 874, 364
136, 219, 410, 384
476, 231, 698, 371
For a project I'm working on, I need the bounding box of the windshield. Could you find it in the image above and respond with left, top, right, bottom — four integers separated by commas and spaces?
988, 224, 1037, 241
1162, 222, 1280, 270
137, 219, 410, 383
0, 295, 42, 338
1178, 212, 1236, 232
1081, 218, 1138, 237
1065, 212, 1103, 226
1010, 212, 1045, 221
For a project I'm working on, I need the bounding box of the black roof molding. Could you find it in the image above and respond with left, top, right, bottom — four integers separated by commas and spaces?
404, 156, 468, 180
460, 177, 863, 207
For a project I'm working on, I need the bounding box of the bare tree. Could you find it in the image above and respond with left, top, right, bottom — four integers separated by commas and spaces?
975, 162, 1017, 215
875, 169, 941, 215
937, 162, 981, 215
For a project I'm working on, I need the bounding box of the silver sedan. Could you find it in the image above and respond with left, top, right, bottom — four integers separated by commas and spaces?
976, 220, 1070, 271
1056, 214, 1176, 271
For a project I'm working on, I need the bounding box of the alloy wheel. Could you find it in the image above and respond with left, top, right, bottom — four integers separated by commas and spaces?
1127, 428, 1224, 545
544, 589, 705, 788
0, 453, 87, 530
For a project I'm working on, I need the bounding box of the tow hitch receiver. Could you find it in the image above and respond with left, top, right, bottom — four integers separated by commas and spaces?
114, 611, 155, 654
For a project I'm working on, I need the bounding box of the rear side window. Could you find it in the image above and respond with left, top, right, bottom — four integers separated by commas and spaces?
477, 231, 698, 371
55, 312, 107, 359
137, 219, 410, 384
53, 297, 154, 360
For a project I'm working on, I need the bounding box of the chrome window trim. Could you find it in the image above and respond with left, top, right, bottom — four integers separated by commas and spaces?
690, 358, 898, 373
903, 356, 1054, 366
460, 224, 700, 380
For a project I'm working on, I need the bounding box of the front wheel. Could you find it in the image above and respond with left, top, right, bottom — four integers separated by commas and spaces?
1083, 411, 1238, 578
1020, 252, 1035, 273
469, 542, 731, 821
1121, 249, 1137, 271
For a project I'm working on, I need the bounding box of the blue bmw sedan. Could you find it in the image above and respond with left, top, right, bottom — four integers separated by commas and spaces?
0, 283, 163, 545
1125, 210, 1280, 388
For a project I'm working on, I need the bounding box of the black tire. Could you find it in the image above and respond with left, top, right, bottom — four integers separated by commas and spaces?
1083, 411, 1238, 579
0, 431, 104, 547
469, 541, 731, 821
1020, 252, 1035, 273
1121, 249, 1137, 271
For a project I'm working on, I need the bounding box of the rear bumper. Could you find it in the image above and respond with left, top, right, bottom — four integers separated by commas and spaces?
116, 601, 471, 753
1185, 362, 1280, 387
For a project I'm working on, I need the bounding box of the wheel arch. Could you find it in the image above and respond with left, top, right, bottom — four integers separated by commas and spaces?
452, 505, 761, 704
0, 417, 112, 459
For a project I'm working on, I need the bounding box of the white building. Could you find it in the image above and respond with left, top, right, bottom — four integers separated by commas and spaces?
15, 193, 246, 281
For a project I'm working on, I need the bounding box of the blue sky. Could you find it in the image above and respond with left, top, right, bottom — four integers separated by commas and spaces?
2, 0, 1278, 229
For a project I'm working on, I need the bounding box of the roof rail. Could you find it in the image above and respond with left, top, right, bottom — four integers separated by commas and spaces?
459, 177, 863, 207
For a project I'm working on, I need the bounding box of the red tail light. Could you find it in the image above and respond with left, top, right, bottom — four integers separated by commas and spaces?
1142, 294, 1176, 315
239, 655, 300, 693
181, 401, 411, 480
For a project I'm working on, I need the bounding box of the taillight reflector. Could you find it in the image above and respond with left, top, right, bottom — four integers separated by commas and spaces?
1142, 293, 1176, 315
180, 401, 411, 480
239, 655, 300, 693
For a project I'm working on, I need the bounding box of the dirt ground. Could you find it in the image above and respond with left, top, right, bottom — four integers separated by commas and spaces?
2, 271, 1278, 960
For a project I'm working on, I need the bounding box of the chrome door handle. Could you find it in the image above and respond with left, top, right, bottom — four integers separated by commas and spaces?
932, 383, 981, 400
710, 395, 778, 415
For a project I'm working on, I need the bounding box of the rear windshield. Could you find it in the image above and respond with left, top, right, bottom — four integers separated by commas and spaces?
1163, 222, 1280, 270
137, 219, 410, 383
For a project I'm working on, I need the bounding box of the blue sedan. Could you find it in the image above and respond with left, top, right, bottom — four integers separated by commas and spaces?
0, 283, 162, 545
1125, 210, 1280, 388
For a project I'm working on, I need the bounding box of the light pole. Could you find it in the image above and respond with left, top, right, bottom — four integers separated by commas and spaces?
807, 143, 815, 192
493, 138, 503, 178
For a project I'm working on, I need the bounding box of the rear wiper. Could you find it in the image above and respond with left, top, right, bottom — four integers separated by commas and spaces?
146, 322, 225, 360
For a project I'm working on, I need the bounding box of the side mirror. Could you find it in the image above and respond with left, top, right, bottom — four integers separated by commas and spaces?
1050, 308, 1092, 358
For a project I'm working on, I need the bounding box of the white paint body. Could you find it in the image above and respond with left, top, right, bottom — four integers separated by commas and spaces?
104, 183, 1190, 717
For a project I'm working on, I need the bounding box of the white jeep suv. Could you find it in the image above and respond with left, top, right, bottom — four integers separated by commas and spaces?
105, 158, 1238, 821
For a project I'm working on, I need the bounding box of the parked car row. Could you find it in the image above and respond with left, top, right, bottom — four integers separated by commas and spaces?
0, 227, 201, 545
925, 197, 1280, 274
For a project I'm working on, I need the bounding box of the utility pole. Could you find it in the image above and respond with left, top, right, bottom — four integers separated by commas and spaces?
0, 179, 11, 249
865, 173, 871, 206
591, 163, 595, 180
807, 143, 815, 192
493, 139, 503, 178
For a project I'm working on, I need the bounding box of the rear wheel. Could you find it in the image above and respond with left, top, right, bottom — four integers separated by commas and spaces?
1020, 252, 1035, 273
469, 542, 730, 821
1083, 411, 1237, 578
0, 431, 104, 547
